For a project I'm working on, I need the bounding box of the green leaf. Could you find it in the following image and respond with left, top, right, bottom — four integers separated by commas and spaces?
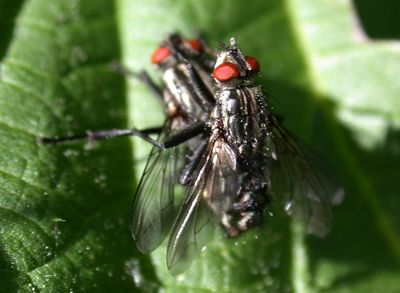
0, 0, 154, 291
1, 0, 399, 292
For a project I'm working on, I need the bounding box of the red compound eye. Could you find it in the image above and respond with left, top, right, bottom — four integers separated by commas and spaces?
151, 47, 171, 64
245, 56, 260, 72
186, 39, 203, 52
213, 62, 240, 82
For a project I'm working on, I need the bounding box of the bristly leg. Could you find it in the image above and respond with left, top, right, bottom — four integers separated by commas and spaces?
37, 127, 164, 148
109, 60, 164, 101
185, 62, 215, 105
37, 122, 206, 150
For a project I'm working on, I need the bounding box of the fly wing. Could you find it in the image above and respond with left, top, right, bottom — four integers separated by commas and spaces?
166, 138, 239, 275
267, 118, 344, 237
130, 121, 184, 253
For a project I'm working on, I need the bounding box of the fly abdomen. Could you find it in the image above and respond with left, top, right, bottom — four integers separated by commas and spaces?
221, 186, 268, 237
220, 162, 269, 237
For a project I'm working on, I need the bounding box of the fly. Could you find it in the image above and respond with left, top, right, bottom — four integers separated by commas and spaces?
37, 33, 218, 255
161, 38, 344, 274
126, 34, 217, 254
38, 35, 344, 276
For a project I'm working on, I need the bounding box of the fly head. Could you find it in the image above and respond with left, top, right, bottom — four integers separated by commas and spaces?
151, 33, 208, 69
213, 37, 260, 87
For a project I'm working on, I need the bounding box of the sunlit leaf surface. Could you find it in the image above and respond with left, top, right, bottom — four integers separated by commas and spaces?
1, 0, 399, 291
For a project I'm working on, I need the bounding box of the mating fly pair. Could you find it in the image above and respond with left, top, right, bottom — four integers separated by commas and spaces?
39, 34, 344, 275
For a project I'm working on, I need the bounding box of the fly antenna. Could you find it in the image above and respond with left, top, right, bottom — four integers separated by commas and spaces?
230, 37, 238, 49
218, 41, 229, 50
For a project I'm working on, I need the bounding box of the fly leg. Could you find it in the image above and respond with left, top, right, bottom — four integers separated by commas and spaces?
192, 30, 217, 67
109, 61, 163, 101
134, 70, 164, 101
179, 139, 208, 185
37, 122, 207, 150
162, 121, 206, 148
37, 126, 164, 148
185, 61, 215, 105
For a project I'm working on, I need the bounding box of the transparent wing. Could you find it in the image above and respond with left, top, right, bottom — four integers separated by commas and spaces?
267, 118, 344, 237
130, 122, 184, 253
166, 138, 239, 275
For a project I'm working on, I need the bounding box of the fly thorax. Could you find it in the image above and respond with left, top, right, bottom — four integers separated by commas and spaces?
217, 87, 266, 157
163, 66, 203, 120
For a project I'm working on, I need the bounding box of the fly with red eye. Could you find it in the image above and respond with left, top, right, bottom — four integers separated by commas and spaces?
163, 37, 344, 274
37, 35, 343, 276
37, 32, 217, 257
